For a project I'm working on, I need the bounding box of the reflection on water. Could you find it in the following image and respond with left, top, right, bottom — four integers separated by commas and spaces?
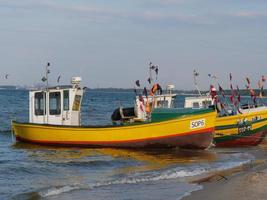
0, 135, 260, 200
12, 142, 218, 174
9, 142, 220, 200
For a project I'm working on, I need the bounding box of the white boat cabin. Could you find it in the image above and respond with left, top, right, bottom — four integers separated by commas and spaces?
111, 84, 177, 123
29, 77, 84, 126
184, 96, 214, 109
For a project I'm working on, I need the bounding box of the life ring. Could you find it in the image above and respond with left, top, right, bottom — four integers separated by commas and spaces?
150, 84, 158, 96
145, 101, 151, 113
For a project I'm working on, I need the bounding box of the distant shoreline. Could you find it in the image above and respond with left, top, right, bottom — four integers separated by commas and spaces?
0, 85, 266, 97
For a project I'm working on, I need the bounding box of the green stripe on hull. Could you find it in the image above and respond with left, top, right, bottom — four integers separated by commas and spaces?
214, 125, 267, 143
216, 118, 267, 131
152, 108, 214, 122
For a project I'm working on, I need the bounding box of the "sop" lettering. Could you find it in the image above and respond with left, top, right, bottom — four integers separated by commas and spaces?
190, 119, 206, 129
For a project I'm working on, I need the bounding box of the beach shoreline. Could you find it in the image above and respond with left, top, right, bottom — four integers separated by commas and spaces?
184, 142, 267, 200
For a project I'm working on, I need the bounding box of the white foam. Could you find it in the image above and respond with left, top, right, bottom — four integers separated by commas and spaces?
216, 160, 252, 171
39, 159, 254, 198
39, 185, 81, 197
177, 184, 203, 200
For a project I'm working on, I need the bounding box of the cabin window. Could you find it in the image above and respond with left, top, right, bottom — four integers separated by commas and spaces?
202, 101, 212, 108
34, 92, 46, 115
49, 92, 61, 115
72, 95, 81, 111
193, 102, 200, 108
156, 100, 169, 108
63, 90, 69, 111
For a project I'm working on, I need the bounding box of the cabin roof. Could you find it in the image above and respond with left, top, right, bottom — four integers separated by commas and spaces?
30, 85, 73, 92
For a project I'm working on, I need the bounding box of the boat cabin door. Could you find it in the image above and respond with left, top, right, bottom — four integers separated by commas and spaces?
62, 90, 71, 125
61, 88, 84, 126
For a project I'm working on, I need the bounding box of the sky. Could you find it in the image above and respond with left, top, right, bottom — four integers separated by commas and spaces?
0, 0, 266, 90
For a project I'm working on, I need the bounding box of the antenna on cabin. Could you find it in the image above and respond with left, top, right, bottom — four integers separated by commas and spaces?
40, 62, 51, 124
57, 75, 61, 85
41, 62, 50, 89
193, 70, 202, 96
71, 77, 82, 88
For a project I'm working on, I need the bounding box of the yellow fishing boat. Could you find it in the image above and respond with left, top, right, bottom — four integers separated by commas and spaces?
184, 95, 267, 147
12, 108, 216, 149
214, 105, 267, 147
184, 70, 267, 147
12, 77, 216, 149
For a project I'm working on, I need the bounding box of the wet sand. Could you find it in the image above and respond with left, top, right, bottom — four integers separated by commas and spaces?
184, 141, 267, 200
185, 167, 267, 200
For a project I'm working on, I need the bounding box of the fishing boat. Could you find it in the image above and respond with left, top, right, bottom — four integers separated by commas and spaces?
12, 76, 216, 149
214, 75, 267, 147
185, 71, 267, 147
214, 104, 267, 147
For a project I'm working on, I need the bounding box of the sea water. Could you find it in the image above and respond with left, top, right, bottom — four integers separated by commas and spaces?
0, 89, 266, 200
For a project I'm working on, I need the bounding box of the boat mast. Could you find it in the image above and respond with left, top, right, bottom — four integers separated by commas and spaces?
193, 70, 202, 96
149, 62, 153, 88
42, 62, 50, 124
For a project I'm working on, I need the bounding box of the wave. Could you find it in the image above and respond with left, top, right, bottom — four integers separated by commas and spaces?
49, 159, 129, 168
177, 185, 203, 200
39, 185, 81, 198
0, 129, 12, 133
38, 159, 252, 198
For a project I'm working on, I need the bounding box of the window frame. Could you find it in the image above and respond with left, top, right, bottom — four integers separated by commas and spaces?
34, 92, 46, 116
193, 102, 200, 108
49, 92, 61, 115
63, 90, 70, 111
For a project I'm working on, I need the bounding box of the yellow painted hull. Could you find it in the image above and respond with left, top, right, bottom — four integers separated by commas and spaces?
214, 109, 267, 147
12, 110, 216, 149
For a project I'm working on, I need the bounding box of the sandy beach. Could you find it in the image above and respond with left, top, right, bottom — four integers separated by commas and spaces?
185, 142, 267, 200
185, 167, 267, 200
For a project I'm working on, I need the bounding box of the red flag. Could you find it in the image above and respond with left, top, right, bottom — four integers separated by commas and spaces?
250, 89, 255, 97
230, 94, 235, 103
218, 84, 225, 97
135, 80, 140, 87
210, 85, 217, 100
143, 87, 148, 97
246, 77, 251, 85
230, 84, 233, 90
236, 85, 241, 102
262, 75, 266, 82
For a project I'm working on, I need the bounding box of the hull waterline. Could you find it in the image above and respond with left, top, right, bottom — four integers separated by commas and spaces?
15, 129, 213, 149
215, 130, 266, 147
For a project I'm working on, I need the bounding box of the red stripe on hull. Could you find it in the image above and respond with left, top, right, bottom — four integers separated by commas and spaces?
16, 128, 214, 149
215, 131, 266, 148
